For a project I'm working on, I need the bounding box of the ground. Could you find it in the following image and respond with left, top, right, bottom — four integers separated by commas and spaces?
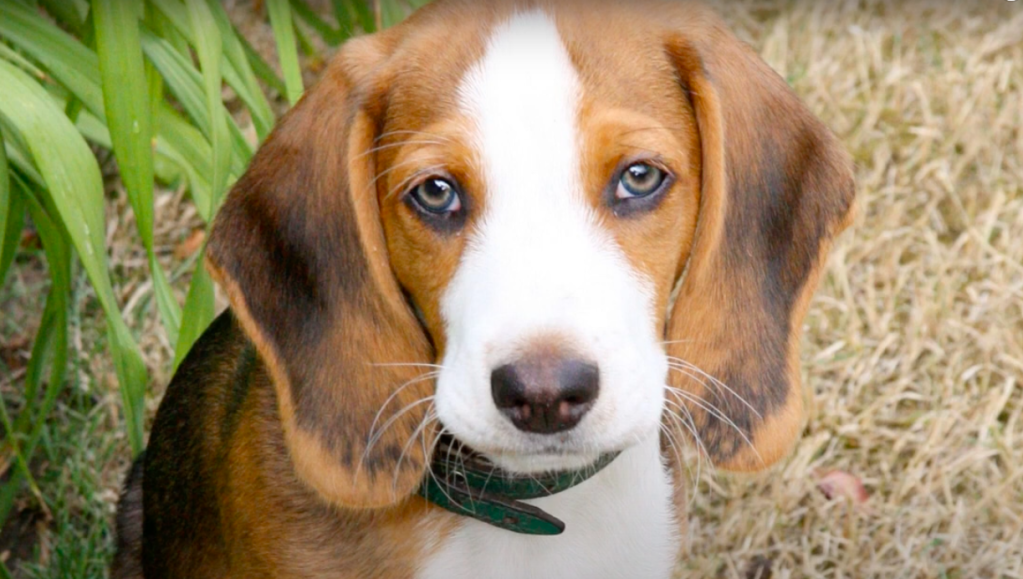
0, 1, 1021, 577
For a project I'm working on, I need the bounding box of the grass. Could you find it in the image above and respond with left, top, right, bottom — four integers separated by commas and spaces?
2, 0, 1022, 577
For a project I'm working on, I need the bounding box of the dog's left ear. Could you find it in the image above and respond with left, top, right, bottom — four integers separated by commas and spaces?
663, 7, 856, 472
206, 31, 437, 508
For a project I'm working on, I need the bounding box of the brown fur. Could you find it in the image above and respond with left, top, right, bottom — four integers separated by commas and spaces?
116, 2, 854, 576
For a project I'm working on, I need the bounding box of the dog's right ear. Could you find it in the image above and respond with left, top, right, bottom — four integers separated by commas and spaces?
206, 31, 438, 509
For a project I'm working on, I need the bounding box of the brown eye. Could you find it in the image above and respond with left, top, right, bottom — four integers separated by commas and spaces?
617, 162, 667, 199
410, 177, 462, 214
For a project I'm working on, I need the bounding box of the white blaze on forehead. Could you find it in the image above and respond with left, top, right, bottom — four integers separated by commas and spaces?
436, 8, 664, 462
458, 10, 581, 202
450, 10, 639, 346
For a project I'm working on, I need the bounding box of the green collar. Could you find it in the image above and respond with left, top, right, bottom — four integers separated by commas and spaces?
418, 436, 620, 535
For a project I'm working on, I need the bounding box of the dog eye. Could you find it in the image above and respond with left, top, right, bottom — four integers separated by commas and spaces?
616, 162, 667, 200
409, 177, 462, 214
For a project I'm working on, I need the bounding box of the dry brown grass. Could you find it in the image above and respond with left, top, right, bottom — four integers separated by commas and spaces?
4, 1, 1021, 577
676, 2, 1023, 577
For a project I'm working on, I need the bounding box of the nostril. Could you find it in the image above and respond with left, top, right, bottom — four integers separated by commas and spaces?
491, 357, 600, 434
491, 364, 527, 410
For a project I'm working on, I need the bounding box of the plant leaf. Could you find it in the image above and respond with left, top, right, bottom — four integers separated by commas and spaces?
174, 251, 216, 370
267, 0, 304, 105
0, 2, 105, 120
93, 0, 182, 346
0, 130, 25, 287
0, 59, 148, 454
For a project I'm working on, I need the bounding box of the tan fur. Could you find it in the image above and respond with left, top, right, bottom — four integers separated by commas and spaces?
123, 2, 854, 576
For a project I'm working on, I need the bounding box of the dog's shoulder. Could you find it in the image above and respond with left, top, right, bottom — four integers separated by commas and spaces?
140, 310, 261, 578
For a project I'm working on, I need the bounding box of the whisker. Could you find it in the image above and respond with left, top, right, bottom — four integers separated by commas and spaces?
370, 362, 447, 370
664, 387, 763, 465
365, 395, 436, 457
363, 371, 440, 456
662, 397, 708, 477
423, 425, 467, 513
618, 126, 673, 137
368, 156, 439, 193
375, 129, 454, 145
357, 371, 438, 482
666, 357, 762, 420
356, 140, 448, 161
660, 419, 698, 500
392, 406, 437, 497
367, 157, 442, 194
386, 164, 448, 200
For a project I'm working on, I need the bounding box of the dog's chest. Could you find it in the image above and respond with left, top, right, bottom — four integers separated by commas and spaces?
416, 436, 679, 579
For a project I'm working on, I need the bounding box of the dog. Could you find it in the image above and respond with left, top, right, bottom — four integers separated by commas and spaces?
112, 1, 855, 577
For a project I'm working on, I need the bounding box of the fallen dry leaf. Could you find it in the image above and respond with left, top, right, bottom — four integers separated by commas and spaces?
816, 469, 869, 504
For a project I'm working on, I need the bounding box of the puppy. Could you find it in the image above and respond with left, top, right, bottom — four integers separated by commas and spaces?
113, 1, 854, 577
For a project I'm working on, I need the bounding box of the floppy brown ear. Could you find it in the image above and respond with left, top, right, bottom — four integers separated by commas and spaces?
663, 9, 855, 472
206, 33, 436, 508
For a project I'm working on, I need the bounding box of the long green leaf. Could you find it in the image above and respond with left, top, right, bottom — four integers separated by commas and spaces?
38, 0, 87, 36
236, 28, 288, 97
0, 59, 148, 454
14, 178, 70, 447
185, 0, 232, 215
290, 0, 345, 45
0, 2, 231, 217
140, 29, 252, 174
330, 0, 356, 36
155, 105, 214, 220
174, 251, 215, 370
0, 2, 105, 120
150, 0, 274, 142
203, 0, 275, 140
267, 0, 304, 105
350, 0, 377, 33
0, 177, 70, 530
0, 130, 23, 287
93, 0, 182, 346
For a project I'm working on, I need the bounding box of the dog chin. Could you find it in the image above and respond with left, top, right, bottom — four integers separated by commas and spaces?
485, 451, 605, 475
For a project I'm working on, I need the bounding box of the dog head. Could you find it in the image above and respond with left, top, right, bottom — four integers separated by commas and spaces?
206, 0, 855, 509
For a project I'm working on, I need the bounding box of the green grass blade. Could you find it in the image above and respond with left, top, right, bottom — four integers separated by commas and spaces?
140, 28, 251, 174
174, 251, 215, 370
0, 42, 47, 80
0, 59, 148, 454
0, 185, 23, 290
185, 0, 232, 216
349, 0, 376, 33
155, 105, 214, 220
290, 0, 345, 45
203, 0, 275, 141
0, 130, 23, 287
0, 2, 105, 120
236, 28, 288, 97
93, 0, 182, 346
330, 0, 356, 36
14, 178, 71, 446
38, 0, 87, 36
0, 2, 219, 215
150, 0, 275, 142
267, 0, 304, 105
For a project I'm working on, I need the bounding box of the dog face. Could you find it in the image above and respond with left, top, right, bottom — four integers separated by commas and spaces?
379, 9, 701, 473
207, 0, 854, 508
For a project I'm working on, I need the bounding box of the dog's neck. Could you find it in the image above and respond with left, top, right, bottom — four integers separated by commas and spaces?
416, 434, 681, 579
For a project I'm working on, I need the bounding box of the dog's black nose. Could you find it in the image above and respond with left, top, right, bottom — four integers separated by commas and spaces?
491, 356, 599, 434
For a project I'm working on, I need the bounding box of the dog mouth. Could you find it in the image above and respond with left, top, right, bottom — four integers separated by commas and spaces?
419, 433, 620, 535
427, 433, 606, 478
430, 431, 610, 475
